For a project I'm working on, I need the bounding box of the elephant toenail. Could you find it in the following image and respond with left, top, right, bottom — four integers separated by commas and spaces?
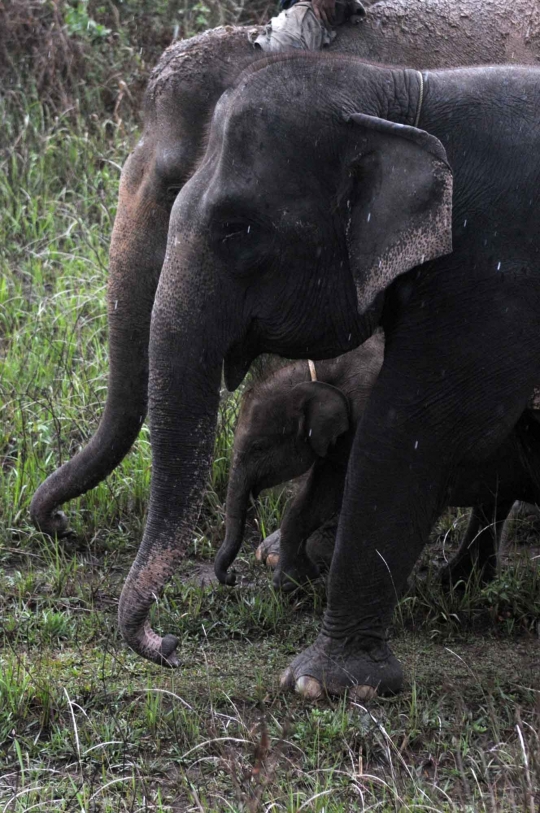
266, 553, 280, 568
349, 684, 377, 702
255, 545, 264, 562
295, 676, 323, 699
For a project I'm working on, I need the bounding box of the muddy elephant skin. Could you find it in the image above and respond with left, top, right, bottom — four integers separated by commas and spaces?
30, 0, 540, 536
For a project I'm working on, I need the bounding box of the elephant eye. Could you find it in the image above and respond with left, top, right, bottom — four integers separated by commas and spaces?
219, 221, 256, 242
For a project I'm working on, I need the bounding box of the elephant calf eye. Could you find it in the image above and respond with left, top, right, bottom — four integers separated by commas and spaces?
250, 439, 267, 452
166, 185, 182, 205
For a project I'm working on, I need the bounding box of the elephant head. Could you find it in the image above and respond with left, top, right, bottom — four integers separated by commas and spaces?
118, 53, 452, 666
215, 377, 351, 585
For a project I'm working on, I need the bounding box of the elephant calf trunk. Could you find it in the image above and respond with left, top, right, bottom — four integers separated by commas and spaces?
215, 512, 247, 585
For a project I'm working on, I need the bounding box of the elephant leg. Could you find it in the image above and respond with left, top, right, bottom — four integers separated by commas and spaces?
501, 500, 540, 548
256, 529, 282, 568
30, 148, 170, 536
305, 514, 339, 573
274, 457, 346, 591
440, 500, 514, 588
282, 293, 540, 699
257, 514, 338, 573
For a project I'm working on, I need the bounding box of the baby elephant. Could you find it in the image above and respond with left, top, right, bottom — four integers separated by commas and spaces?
215, 332, 540, 591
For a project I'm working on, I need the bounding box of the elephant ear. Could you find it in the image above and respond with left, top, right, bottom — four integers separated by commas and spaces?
343, 113, 453, 316
292, 381, 350, 457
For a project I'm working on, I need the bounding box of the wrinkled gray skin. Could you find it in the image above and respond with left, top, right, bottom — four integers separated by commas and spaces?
216, 331, 540, 591
31, 0, 540, 537
28, 1, 540, 684
114, 51, 540, 701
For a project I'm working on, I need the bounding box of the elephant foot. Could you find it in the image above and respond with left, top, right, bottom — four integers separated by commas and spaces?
280, 633, 403, 699
439, 554, 496, 589
256, 526, 336, 576
255, 529, 281, 569
273, 554, 320, 593
31, 506, 71, 538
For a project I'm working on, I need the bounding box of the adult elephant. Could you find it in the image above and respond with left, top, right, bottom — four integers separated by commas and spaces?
30, 0, 540, 536
116, 53, 540, 699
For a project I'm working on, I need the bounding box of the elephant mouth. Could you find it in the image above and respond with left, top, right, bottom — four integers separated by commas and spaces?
223, 346, 252, 391
223, 329, 260, 391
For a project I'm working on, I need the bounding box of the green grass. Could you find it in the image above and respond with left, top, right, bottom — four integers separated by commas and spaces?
1, 10, 540, 811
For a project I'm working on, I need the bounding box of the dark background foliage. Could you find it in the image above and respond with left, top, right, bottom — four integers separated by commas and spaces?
0, 0, 275, 122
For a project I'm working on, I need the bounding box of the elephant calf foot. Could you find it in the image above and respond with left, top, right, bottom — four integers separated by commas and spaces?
281, 633, 403, 699
273, 553, 321, 592
255, 530, 281, 568
256, 524, 336, 574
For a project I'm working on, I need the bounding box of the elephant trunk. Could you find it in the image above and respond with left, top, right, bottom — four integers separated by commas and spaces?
214, 465, 252, 586
118, 374, 221, 666
30, 160, 170, 536
117, 240, 234, 666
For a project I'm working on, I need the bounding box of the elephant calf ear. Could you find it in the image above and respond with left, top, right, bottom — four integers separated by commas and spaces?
343, 113, 453, 316
293, 382, 350, 458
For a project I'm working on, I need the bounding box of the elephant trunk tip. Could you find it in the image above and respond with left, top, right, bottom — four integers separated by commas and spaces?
118, 608, 180, 668
158, 633, 181, 668
215, 507, 248, 586
30, 488, 70, 538
214, 546, 238, 586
